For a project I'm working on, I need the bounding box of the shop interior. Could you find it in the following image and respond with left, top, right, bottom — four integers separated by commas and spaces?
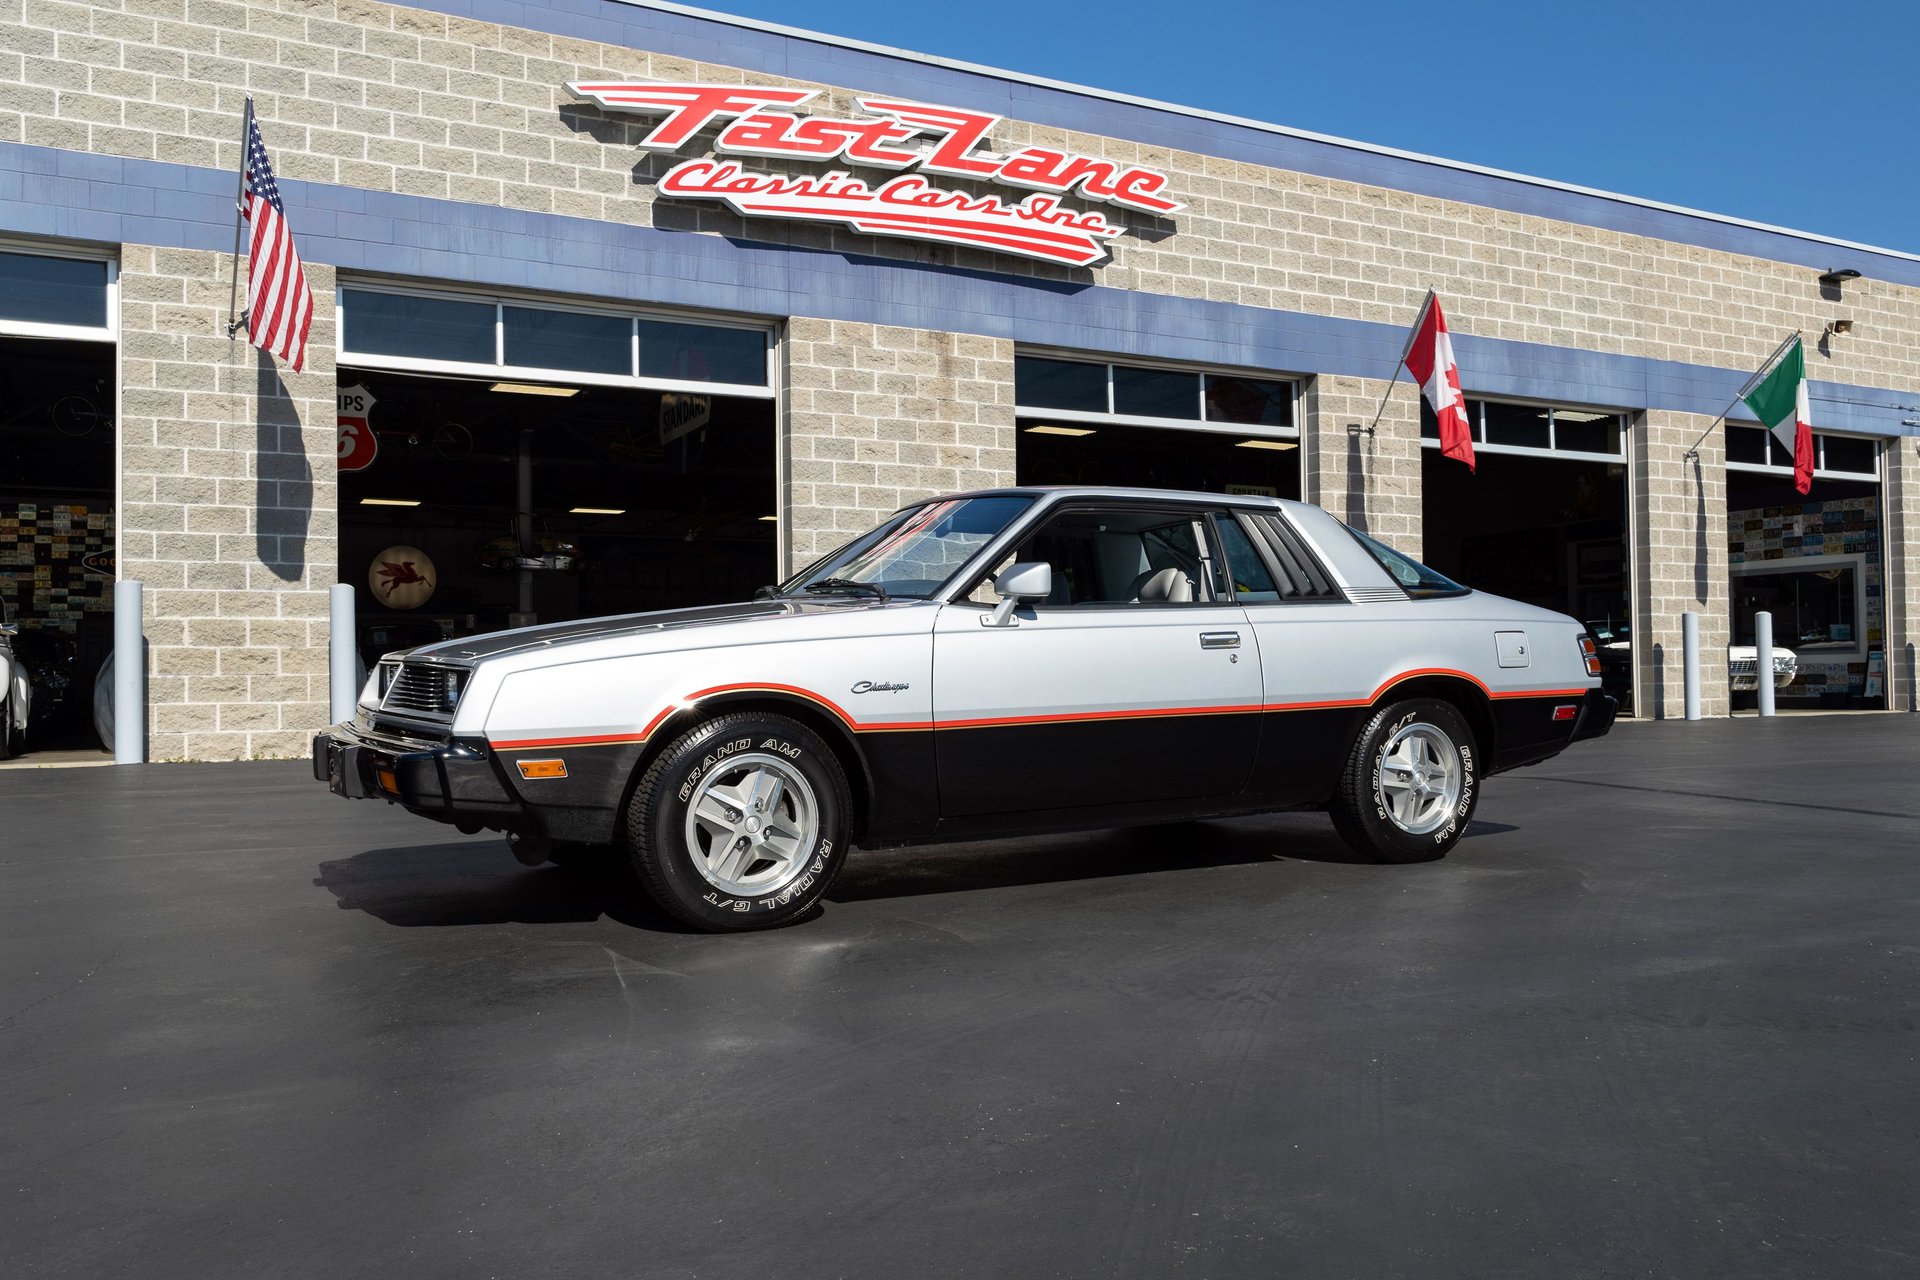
0, 334, 117, 752
338, 369, 776, 666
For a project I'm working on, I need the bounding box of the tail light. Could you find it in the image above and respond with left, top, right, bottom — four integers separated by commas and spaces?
1578, 634, 1602, 677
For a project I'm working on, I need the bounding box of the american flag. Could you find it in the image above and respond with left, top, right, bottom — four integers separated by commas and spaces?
242, 113, 314, 372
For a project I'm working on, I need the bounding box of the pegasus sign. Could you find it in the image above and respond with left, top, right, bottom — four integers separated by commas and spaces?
567, 83, 1182, 267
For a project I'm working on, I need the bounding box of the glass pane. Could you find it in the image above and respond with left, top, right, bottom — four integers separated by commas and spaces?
1217, 516, 1281, 602
344, 290, 495, 364
636, 319, 766, 386
1419, 398, 1439, 439
1016, 356, 1107, 412
1725, 425, 1768, 466
503, 306, 630, 376
0, 251, 109, 328
1553, 410, 1619, 455
1113, 366, 1200, 419
1482, 401, 1550, 448
1733, 563, 1858, 649
1819, 434, 1876, 475
1204, 375, 1292, 428
1345, 525, 1468, 598
1015, 508, 1207, 605
782, 496, 1033, 599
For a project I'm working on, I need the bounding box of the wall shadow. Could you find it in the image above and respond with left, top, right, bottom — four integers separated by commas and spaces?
1690, 452, 1708, 604
1344, 424, 1370, 533
254, 350, 310, 581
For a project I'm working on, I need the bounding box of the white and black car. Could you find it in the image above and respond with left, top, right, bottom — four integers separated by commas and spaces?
0, 593, 29, 760
316, 488, 1615, 931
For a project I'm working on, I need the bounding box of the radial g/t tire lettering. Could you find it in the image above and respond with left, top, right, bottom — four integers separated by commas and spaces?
1328, 697, 1479, 863
626, 712, 852, 932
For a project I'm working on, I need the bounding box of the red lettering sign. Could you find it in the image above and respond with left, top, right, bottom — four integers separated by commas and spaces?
568, 81, 1182, 266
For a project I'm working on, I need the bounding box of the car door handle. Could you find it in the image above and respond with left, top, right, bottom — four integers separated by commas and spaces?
1199, 631, 1241, 650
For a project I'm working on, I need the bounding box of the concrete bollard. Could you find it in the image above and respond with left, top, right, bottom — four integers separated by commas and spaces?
1682, 611, 1701, 722
113, 579, 144, 764
1755, 610, 1775, 718
330, 583, 357, 725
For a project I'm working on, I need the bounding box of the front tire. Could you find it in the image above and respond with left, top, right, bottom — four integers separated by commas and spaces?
1329, 698, 1479, 863
626, 712, 852, 931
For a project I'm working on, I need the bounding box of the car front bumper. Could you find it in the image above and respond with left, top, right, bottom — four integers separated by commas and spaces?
312, 721, 526, 832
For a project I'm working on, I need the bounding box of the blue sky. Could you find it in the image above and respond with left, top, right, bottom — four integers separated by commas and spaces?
706, 0, 1919, 254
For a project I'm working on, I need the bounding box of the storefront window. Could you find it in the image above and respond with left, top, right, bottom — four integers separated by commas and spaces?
1731, 557, 1863, 654
0, 250, 110, 331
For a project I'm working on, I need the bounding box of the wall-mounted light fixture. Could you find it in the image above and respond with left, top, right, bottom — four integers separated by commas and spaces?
1824, 319, 1855, 339
1818, 268, 1862, 287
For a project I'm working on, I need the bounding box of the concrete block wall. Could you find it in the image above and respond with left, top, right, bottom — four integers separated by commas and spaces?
1300, 374, 1422, 559
1635, 410, 1729, 720
782, 318, 1014, 572
1886, 440, 1920, 712
119, 246, 337, 760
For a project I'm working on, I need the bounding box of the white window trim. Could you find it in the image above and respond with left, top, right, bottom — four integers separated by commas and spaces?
1014, 349, 1303, 440
1729, 550, 1871, 660
0, 239, 118, 343
1419, 396, 1629, 462
1724, 423, 1881, 481
336, 280, 777, 399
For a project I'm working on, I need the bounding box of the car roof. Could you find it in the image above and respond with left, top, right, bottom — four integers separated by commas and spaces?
909, 485, 1298, 512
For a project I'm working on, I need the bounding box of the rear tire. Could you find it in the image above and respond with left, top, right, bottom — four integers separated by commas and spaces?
626, 712, 852, 932
1329, 698, 1479, 863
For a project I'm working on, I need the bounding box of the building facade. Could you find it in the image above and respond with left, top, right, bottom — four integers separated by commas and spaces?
2, 0, 1917, 761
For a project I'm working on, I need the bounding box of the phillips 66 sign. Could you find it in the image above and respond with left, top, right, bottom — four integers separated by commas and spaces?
338, 383, 378, 473
568, 83, 1182, 267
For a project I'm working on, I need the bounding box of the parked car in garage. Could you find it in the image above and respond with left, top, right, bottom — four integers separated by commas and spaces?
1728, 643, 1798, 691
316, 487, 1616, 931
0, 594, 30, 759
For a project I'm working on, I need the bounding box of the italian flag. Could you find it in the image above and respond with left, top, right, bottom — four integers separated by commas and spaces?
1742, 335, 1814, 494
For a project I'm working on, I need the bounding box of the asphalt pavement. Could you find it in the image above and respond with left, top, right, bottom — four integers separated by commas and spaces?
2, 715, 1916, 1278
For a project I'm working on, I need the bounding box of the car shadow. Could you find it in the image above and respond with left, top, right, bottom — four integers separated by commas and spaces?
316, 816, 1520, 928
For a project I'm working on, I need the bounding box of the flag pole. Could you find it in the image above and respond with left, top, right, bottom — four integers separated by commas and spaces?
1364, 289, 1435, 434
225, 96, 254, 340
1682, 329, 1801, 460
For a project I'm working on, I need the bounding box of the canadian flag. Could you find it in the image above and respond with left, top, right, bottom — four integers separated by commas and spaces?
1403, 291, 1474, 471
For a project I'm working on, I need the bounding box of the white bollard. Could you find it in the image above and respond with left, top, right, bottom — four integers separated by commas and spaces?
330, 583, 357, 725
113, 578, 145, 764
1682, 610, 1701, 722
1755, 610, 1776, 718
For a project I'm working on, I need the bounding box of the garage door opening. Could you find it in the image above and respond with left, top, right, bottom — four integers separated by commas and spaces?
1420, 400, 1634, 713
1725, 425, 1886, 710
337, 287, 776, 669
0, 247, 119, 760
1014, 354, 1302, 499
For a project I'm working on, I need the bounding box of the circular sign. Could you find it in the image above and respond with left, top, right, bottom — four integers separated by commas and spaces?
338, 383, 379, 473
369, 545, 436, 610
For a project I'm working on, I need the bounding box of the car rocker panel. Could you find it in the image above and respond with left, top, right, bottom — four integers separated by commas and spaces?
314, 486, 1616, 932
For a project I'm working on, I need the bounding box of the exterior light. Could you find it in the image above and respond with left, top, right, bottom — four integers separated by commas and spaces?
1023, 425, 1096, 437
490, 381, 579, 396
1817, 268, 1861, 286
1826, 319, 1854, 337
360, 498, 421, 506
1234, 439, 1298, 451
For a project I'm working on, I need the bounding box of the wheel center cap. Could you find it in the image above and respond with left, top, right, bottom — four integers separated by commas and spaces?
744, 815, 762, 834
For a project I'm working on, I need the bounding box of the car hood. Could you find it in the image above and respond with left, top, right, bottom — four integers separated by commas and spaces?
407, 596, 916, 663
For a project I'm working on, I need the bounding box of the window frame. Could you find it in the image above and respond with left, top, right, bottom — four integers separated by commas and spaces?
1419, 396, 1628, 463
1723, 423, 1881, 482
1729, 550, 1870, 659
336, 280, 776, 398
950, 499, 1236, 610
0, 239, 118, 343
1014, 348, 1302, 444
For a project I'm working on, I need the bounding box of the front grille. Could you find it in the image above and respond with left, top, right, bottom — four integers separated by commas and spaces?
1729, 658, 1757, 675
380, 662, 466, 718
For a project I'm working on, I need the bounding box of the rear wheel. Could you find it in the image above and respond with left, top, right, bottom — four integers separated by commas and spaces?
1329, 698, 1479, 863
626, 712, 852, 931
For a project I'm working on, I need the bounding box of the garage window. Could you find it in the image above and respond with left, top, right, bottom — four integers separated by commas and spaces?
1421, 399, 1626, 461
1724, 424, 1879, 481
0, 246, 116, 341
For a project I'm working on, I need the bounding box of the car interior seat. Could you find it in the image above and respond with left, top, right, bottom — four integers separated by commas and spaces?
1128, 567, 1195, 603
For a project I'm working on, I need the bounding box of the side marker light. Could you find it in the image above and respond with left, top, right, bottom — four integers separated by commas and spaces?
1553, 705, 1579, 722
517, 759, 569, 780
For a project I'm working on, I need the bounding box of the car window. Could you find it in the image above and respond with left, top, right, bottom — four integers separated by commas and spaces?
965, 507, 1216, 607
784, 495, 1034, 599
1214, 515, 1281, 602
1344, 525, 1468, 599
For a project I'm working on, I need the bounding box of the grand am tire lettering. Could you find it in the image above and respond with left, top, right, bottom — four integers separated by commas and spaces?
632, 714, 851, 932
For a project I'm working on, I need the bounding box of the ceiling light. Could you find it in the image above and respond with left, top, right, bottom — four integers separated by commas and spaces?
1554, 410, 1614, 423
490, 381, 579, 397
757, 515, 778, 522
569, 506, 625, 515
1024, 425, 1097, 437
1234, 439, 1298, 451
359, 497, 421, 506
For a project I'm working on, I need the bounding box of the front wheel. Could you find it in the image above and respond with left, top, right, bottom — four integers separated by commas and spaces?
1329, 698, 1479, 863
626, 712, 852, 931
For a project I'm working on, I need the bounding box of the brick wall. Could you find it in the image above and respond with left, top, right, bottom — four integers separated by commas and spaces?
1635, 410, 1729, 719
782, 318, 1014, 573
119, 245, 337, 760
1886, 441, 1920, 712
1300, 374, 1422, 559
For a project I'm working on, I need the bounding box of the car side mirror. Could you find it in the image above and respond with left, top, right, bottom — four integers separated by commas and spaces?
984, 562, 1051, 628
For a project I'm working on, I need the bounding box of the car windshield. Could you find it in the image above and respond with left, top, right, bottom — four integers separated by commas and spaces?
781, 495, 1035, 599
1585, 619, 1630, 645
1344, 526, 1469, 599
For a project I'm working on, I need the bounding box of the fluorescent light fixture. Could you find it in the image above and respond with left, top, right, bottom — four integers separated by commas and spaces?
569, 506, 625, 515
490, 381, 579, 397
1234, 439, 1298, 451
758, 515, 778, 522
1024, 425, 1097, 437
359, 497, 421, 506
1554, 410, 1614, 423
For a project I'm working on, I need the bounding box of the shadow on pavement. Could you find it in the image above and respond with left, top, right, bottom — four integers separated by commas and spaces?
313, 842, 690, 932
